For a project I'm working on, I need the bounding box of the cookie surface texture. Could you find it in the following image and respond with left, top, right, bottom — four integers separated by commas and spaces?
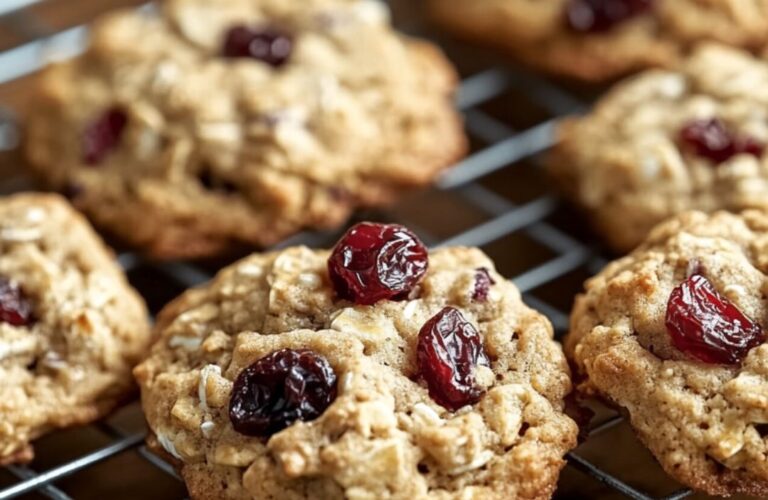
428, 0, 768, 81
551, 44, 768, 252
566, 210, 768, 496
26, 0, 465, 259
135, 242, 577, 499
0, 193, 150, 464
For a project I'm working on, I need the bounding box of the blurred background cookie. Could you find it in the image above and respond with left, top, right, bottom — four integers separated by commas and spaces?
0, 193, 150, 465
550, 44, 768, 252
25, 0, 466, 259
427, 0, 768, 82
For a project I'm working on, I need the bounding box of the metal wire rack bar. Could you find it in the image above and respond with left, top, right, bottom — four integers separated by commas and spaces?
0, 1, 698, 499
0, 1, 46, 18
3, 465, 71, 500
0, 434, 144, 500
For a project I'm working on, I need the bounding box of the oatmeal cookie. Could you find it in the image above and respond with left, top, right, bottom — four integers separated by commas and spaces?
550, 44, 768, 252
25, 0, 465, 260
566, 210, 768, 496
428, 0, 768, 82
134, 222, 577, 499
0, 193, 150, 464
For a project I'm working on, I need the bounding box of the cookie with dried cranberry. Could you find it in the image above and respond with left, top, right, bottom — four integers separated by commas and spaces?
134, 222, 577, 499
25, 0, 465, 260
0, 193, 150, 464
428, 0, 768, 82
565, 210, 768, 496
550, 44, 768, 252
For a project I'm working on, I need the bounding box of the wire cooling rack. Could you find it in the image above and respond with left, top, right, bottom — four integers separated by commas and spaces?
0, 1, 730, 499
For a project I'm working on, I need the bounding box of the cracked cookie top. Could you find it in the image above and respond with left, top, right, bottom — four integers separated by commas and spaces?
566, 210, 768, 496
0, 193, 150, 464
135, 230, 576, 499
551, 44, 768, 252
26, 0, 465, 259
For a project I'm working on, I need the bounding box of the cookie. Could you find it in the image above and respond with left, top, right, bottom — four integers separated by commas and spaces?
550, 44, 768, 252
0, 193, 150, 464
25, 0, 465, 260
565, 209, 768, 496
134, 222, 577, 499
428, 0, 768, 82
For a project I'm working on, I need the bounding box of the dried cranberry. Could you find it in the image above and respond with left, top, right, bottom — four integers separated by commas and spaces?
565, 0, 652, 32
328, 222, 428, 305
679, 118, 764, 164
472, 267, 496, 302
736, 136, 766, 158
82, 107, 128, 165
417, 307, 490, 411
0, 278, 33, 327
666, 272, 764, 365
222, 25, 293, 67
229, 349, 337, 437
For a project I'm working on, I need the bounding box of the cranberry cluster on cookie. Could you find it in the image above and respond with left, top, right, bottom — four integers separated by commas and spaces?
136, 222, 577, 499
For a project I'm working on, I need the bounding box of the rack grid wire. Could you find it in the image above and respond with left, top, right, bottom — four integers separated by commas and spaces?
0, 1, 716, 499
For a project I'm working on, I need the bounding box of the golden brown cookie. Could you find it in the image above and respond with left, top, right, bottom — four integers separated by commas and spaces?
566, 210, 768, 496
551, 44, 768, 252
0, 193, 150, 464
135, 222, 577, 499
428, 0, 768, 82
26, 0, 465, 259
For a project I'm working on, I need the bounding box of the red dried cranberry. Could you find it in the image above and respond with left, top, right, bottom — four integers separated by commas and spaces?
679, 118, 764, 164
666, 272, 764, 365
565, 0, 652, 32
328, 222, 428, 305
472, 267, 496, 302
736, 136, 766, 158
82, 107, 128, 165
229, 349, 337, 437
222, 25, 293, 67
0, 278, 33, 326
417, 307, 490, 411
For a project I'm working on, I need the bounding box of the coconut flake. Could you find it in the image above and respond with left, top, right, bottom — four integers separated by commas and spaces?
298, 273, 321, 289
402, 301, 419, 319
341, 372, 354, 392
24, 208, 46, 223
316, 75, 342, 112
351, 0, 390, 25
446, 450, 494, 475
199, 364, 222, 411
200, 421, 216, 438
198, 123, 241, 144
169, 335, 203, 350
0, 227, 41, 242
0, 337, 37, 360
153, 61, 180, 91
157, 432, 182, 460
412, 402, 442, 427
42, 351, 68, 370
657, 74, 686, 99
